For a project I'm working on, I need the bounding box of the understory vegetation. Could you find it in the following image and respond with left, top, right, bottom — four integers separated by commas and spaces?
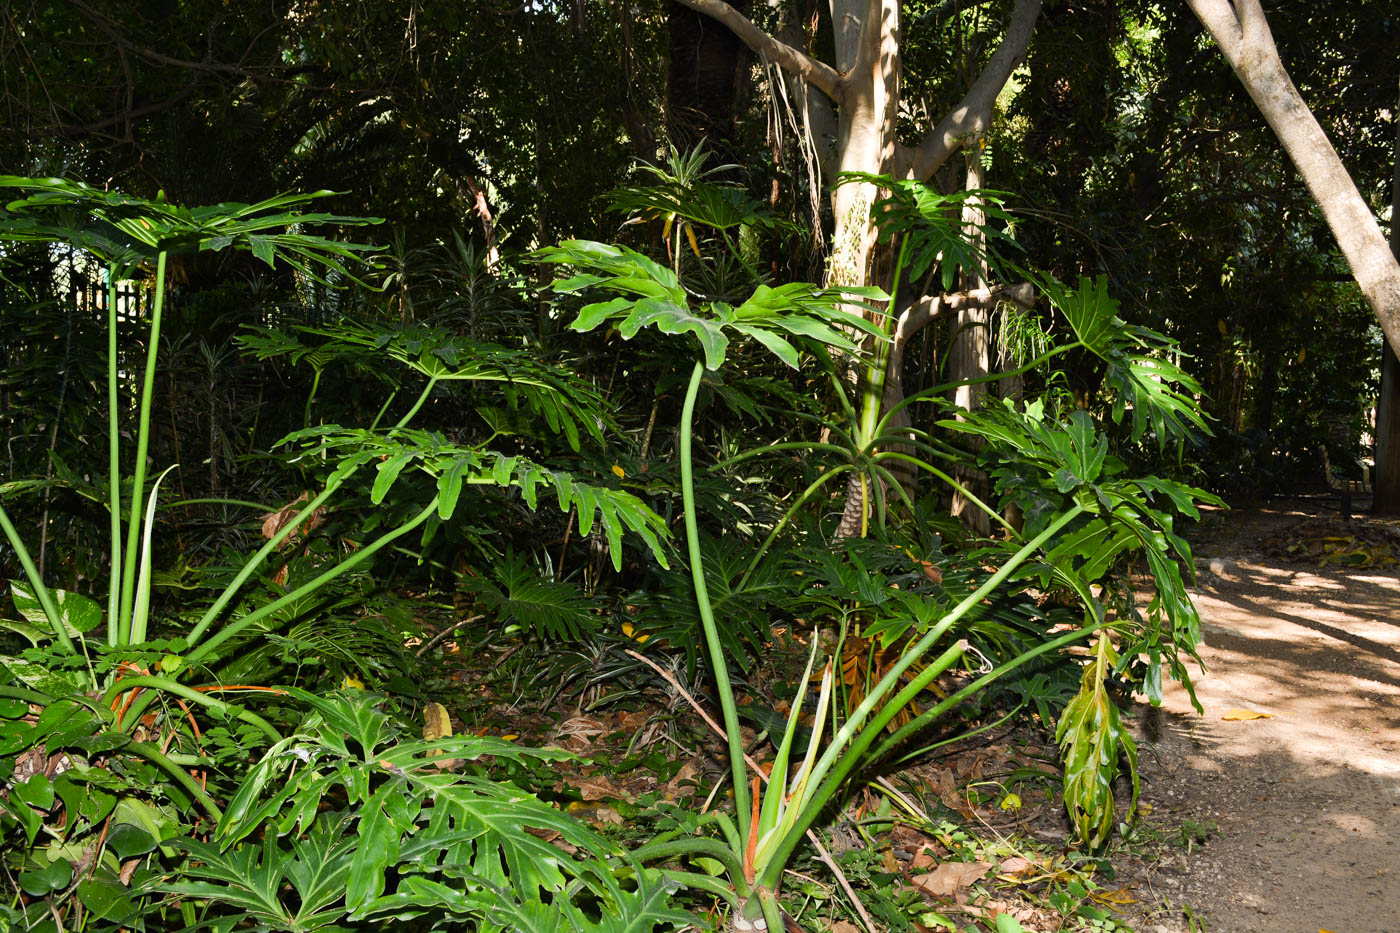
0, 165, 1216, 932
0, 1, 1392, 930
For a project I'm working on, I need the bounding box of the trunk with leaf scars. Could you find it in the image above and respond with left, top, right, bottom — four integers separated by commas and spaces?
1373, 86, 1400, 515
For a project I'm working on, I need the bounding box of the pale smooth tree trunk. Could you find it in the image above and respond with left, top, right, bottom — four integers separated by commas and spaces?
949, 143, 992, 534
672, 0, 1041, 536
1187, 0, 1400, 358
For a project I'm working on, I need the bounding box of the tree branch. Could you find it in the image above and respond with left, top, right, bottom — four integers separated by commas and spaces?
897, 0, 1041, 181
1187, 0, 1400, 357
0, 81, 200, 139
671, 0, 844, 101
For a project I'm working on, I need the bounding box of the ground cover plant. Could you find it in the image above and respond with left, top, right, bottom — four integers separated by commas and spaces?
0, 154, 1224, 933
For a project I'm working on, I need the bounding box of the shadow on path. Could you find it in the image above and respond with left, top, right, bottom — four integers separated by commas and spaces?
1120, 507, 1400, 933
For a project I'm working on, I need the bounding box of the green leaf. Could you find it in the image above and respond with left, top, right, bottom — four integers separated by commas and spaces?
19, 857, 72, 896
77, 872, 139, 924
11, 581, 102, 634
371, 450, 417, 504
12, 773, 53, 811
731, 323, 800, 369
107, 822, 157, 860
1057, 633, 1138, 848
437, 457, 470, 519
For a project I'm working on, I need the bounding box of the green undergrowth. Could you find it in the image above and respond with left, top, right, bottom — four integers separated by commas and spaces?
412, 621, 1152, 933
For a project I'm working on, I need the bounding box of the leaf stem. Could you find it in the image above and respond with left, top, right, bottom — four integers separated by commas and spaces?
185, 498, 439, 667
106, 675, 283, 743
679, 360, 751, 841
119, 251, 168, 643
106, 264, 122, 647
0, 504, 73, 653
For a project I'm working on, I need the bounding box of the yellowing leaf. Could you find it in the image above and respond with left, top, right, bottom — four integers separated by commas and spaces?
621, 621, 650, 643
1217, 319, 1229, 336
999, 793, 1022, 811
422, 701, 459, 770
611, 464, 626, 479
684, 222, 701, 258
500, 733, 518, 741
422, 702, 453, 743
1298, 347, 1307, 363
341, 674, 365, 691
1221, 708, 1273, 721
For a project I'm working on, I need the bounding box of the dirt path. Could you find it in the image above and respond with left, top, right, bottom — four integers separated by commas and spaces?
1117, 502, 1400, 933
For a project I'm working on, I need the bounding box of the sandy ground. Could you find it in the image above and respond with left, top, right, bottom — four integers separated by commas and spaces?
1117, 500, 1400, 933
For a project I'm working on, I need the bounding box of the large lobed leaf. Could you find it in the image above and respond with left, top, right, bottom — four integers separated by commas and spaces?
176, 691, 687, 931
539, 239, 886, 370
276, 425, 670, 571
0, 176, 382, 283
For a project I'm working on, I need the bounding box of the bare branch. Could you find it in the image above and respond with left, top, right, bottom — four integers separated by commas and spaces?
0, 81, 200, 139
897, 0, 1041, 181
896, 282, 1035, 345
672, 0, 844, 101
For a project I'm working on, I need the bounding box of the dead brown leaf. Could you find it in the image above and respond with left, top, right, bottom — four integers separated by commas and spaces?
908, 847, 939, 871
911, 860, 993, 897
575, 775, 624, 802
664, 759, 700, 799
997, 856, 1035, 876
261, 492, 325, 543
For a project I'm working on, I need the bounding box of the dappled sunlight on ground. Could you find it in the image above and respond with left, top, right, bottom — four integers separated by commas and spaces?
1118, 502, 1400, 933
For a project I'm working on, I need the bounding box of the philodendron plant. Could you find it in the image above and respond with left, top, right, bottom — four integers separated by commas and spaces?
539, 177, 1217, 927
0, 179, 673, 925
538, 241, 1082, 931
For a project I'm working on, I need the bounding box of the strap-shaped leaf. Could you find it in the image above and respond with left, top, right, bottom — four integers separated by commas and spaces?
1057, 633, 1139, 848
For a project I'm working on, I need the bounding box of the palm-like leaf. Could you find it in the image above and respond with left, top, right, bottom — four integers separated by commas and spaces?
539, 240, 886, 370
244, 321, 611, 450
462, 549, 598, 641
1046, 275, 1210, 446
0, 177, 382, 282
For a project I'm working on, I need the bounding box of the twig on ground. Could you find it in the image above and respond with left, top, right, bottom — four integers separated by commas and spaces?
414, 614, 485, 657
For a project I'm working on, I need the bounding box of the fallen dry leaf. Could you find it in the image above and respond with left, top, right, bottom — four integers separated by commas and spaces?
828, 923, 861, 933
907, 845, 940, 871
1221, 708, 1274, 721
997, 856, 1035, 876
664, 759, 700, 799
575, 775, 625, 802
911, 860, 993, 897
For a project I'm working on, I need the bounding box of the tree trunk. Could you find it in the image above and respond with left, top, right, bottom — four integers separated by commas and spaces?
1375, 346, 1400, 513
949, 144, 992, 535
1187, 0, 1400, 360
670, 0, 1039, 537
668, 0, 752, 169
826, 0, 900, 298
1371, 79, 1400, 515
